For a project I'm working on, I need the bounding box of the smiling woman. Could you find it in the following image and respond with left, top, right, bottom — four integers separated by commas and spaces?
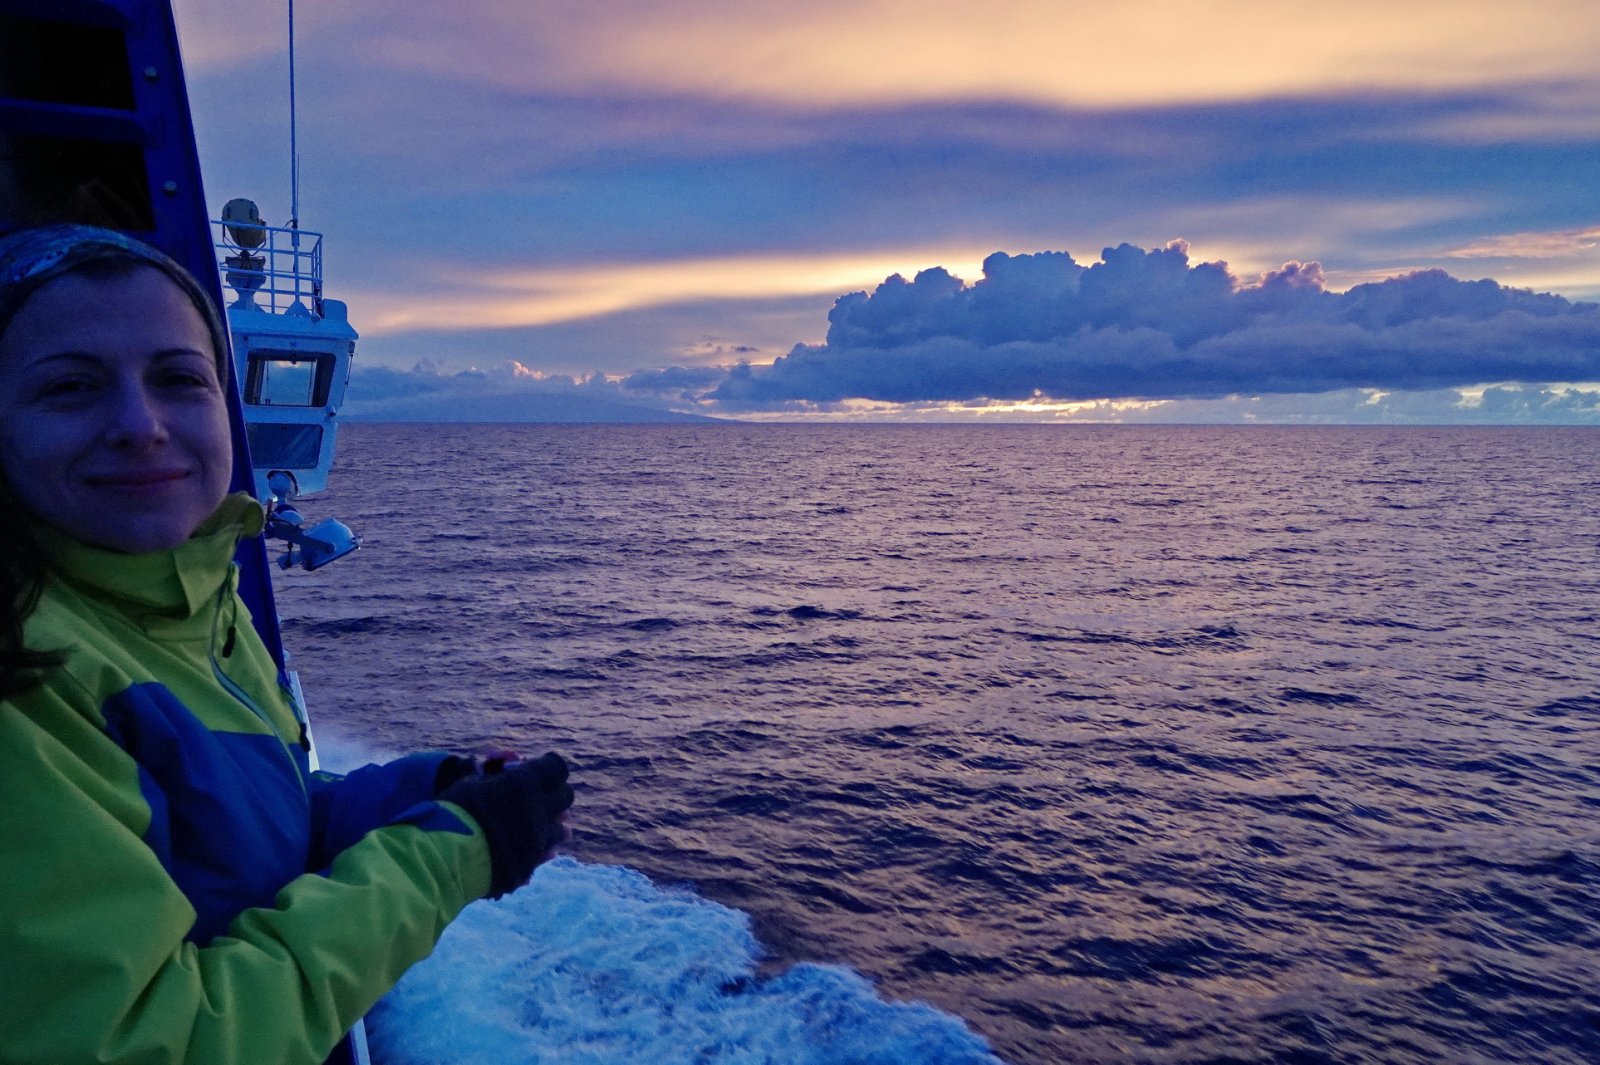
0, 225, 574, 1065
0, 262, 234, 553
0, 224, 236, 695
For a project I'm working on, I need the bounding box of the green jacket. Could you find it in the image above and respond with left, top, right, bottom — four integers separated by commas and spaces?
0, 494, 493, 1064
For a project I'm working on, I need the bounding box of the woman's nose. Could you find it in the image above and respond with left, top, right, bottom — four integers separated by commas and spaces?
104, 381, 169, 447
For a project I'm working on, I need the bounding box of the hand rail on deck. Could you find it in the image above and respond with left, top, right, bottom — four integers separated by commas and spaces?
213, 219, 325, 317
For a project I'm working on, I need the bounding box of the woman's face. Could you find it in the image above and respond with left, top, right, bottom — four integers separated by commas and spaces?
0, 266, 233, 553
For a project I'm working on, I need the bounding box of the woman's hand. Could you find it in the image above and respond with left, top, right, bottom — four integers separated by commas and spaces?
438, 752, 574, 898
432, 748, 520, 793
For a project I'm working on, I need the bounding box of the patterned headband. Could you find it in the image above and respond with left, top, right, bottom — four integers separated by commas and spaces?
0, 224, 229, 377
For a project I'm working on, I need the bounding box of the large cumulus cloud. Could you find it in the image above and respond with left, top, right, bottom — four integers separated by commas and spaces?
708, 242, 1600, 406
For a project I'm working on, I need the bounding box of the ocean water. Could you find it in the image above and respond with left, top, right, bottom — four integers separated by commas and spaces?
274, 423, 1600, 1064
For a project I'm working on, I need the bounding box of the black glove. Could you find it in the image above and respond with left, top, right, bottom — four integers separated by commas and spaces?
433, 749, 518, 793
440, 751, 573, 898
433, 755, 479, 794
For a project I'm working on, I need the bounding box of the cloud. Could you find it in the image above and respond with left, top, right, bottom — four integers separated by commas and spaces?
331, 251, 1600, 425
184, 23, 1600, 324
341, 361, 711, 422
716, 385, 1600, 425
618, 365, 731, 407
174, 1, 1600, 411
347, 294, 829, 381
345, 247, 991, 334
705, 241, 1600, 406
1445, 225, 1600, 260
1133, 384, 1600, 424
180, 0, 1600, 108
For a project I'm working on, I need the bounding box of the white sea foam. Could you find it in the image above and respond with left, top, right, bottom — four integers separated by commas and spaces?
368, 857, 1003, 1065
304, 725, 398, 775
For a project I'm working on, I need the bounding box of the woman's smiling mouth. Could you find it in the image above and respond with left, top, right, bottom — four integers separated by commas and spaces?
85, 468, 191, 488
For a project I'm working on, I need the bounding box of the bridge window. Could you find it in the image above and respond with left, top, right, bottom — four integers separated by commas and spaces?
245, 351, 335, 407
246, 423, 324, 470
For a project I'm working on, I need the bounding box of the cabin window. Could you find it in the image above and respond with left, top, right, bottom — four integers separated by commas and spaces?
0, 13, 136, 110
246, 423, 324, 470
0, 8, 152, 231
0, 134, 154, 231
245, 351, 335, 407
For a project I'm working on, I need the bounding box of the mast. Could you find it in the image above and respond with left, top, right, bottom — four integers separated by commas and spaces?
288, 0, 300, 236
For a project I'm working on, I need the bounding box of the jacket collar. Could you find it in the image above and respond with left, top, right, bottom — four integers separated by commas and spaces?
43, 493, 265, 619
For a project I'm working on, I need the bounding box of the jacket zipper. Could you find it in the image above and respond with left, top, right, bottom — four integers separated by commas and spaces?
210, 578, 310, 798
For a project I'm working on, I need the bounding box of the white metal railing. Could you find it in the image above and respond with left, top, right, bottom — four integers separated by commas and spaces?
213, 219, 325, 316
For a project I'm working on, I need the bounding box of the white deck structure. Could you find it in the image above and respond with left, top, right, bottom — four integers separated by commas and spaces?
214, 202, 357, 500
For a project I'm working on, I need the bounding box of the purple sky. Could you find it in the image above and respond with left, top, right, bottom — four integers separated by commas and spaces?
174, 0, 1600, 422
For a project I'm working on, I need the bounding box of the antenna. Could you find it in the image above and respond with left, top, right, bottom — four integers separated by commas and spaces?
288, 0, 300, 234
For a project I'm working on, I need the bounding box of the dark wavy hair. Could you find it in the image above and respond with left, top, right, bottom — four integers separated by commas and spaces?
0, 225, 230, 698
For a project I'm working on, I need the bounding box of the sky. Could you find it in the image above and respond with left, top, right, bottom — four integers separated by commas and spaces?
172, 0, 1600, 423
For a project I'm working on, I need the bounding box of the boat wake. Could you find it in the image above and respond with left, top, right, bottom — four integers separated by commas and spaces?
367, 858, 1003, 1064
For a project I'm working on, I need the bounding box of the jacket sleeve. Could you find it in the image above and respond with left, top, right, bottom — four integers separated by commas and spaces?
0, 684, 494, 1065
307, 751, 457, 868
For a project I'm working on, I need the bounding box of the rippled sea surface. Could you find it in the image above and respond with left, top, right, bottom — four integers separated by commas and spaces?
274, 423, 1600, 1064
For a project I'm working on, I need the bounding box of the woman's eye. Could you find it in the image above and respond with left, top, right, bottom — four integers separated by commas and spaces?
156, 369, 215, 390
37, 377, 96, 399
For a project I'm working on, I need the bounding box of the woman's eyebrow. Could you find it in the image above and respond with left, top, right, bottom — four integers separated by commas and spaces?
21, 347, 213, 367
15, 350, 100, 369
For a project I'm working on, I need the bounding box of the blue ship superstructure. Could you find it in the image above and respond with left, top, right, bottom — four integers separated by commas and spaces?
215, 200, 357, 501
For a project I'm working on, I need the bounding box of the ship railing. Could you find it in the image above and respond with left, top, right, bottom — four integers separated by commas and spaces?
212, 219, 325, 317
